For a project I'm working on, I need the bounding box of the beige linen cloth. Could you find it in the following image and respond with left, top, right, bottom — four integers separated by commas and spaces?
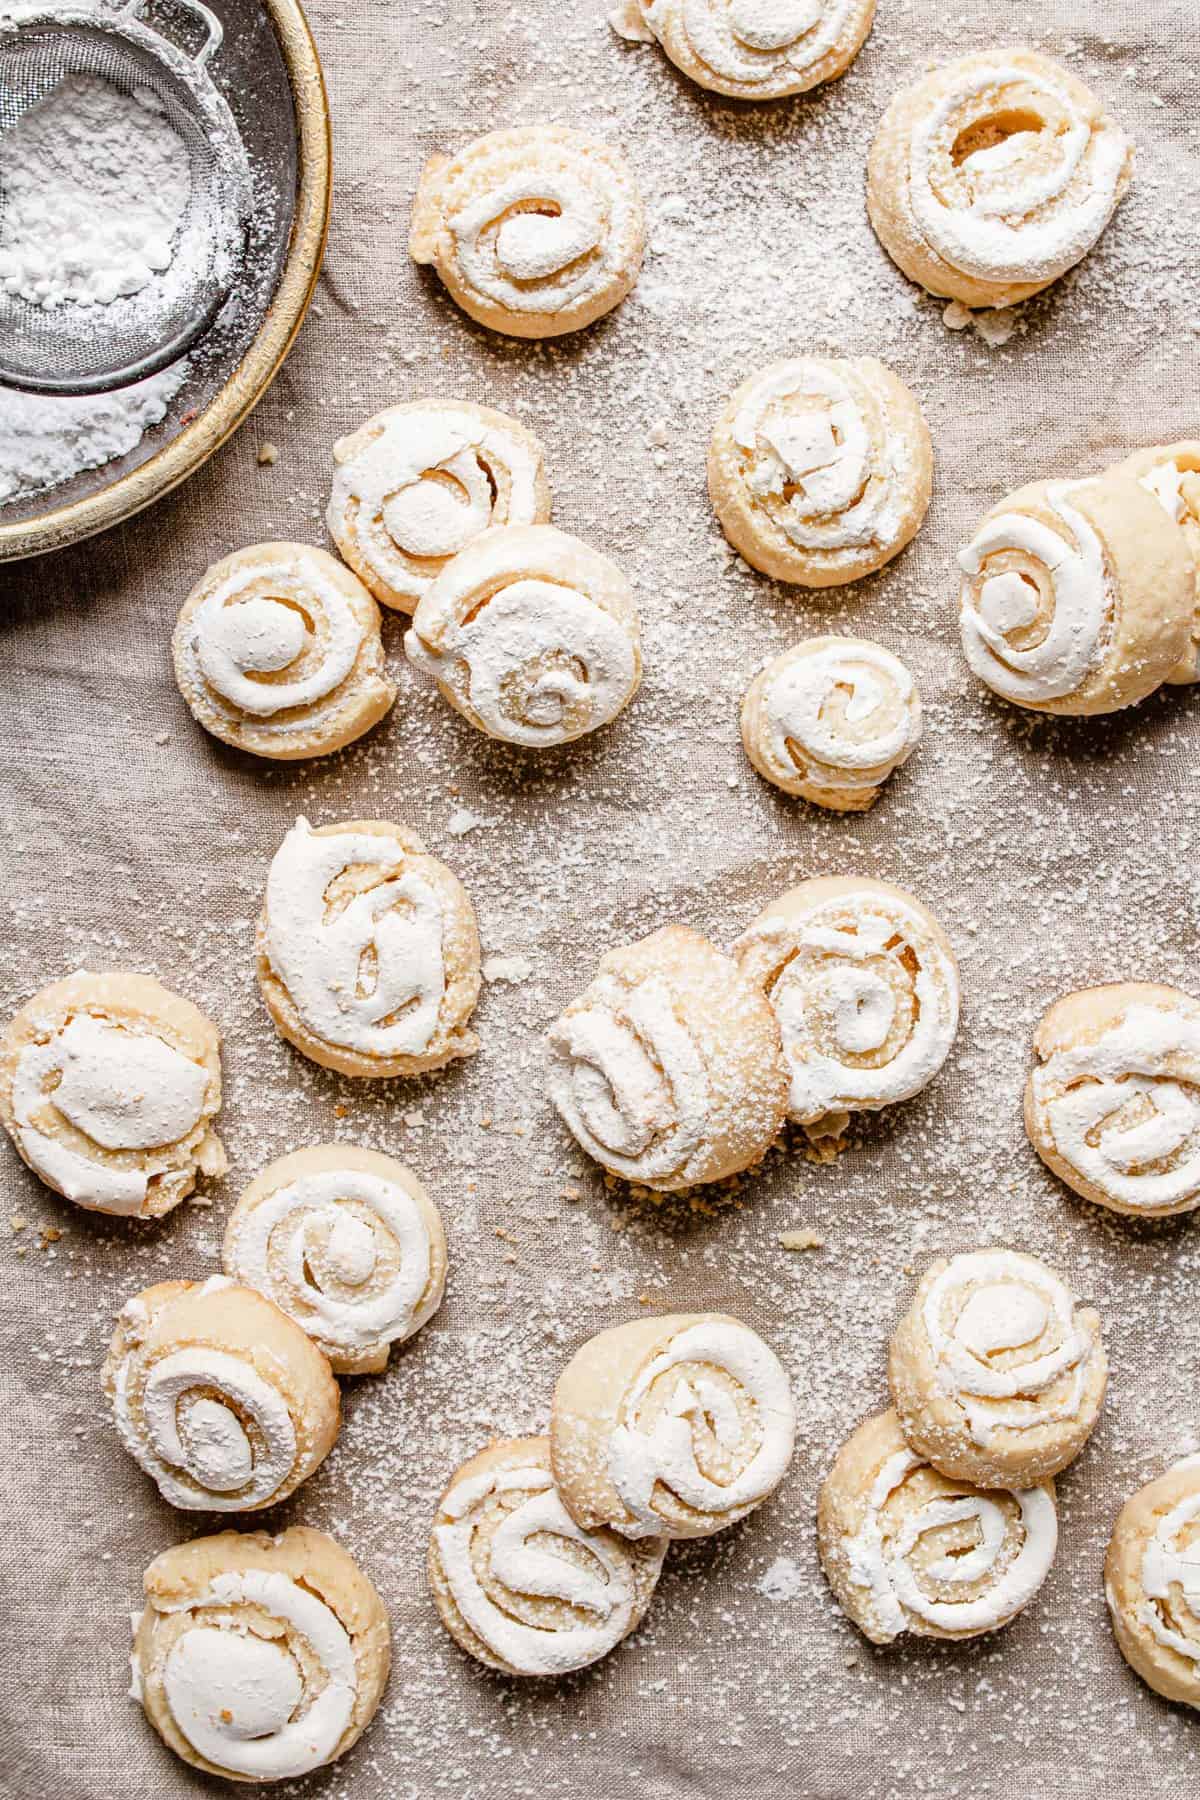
2, 1, 1200, 1794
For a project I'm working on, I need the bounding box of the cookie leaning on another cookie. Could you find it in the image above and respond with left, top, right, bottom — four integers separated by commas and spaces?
326, 400, 550, 614
103, 1276, 340, 1512
818, 1409, 1058, 1644
957, 470, 1193, 716
548, 924, 788, 1191
550, 1312, 795, 1540
223, 1144, 447, 1376
887, 1248, 1107, 1487
405, 524, 642, 748
428, 1435, 665, 1677
732, 876, 960, 1140
1110, 441, 1200, 683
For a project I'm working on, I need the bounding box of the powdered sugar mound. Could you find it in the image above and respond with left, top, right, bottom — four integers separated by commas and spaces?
0, 363, 187, 504
758, 1556, 805, 1601
482, 954, 534, 984
0, 76, 191, 309
446, 805, 495, 836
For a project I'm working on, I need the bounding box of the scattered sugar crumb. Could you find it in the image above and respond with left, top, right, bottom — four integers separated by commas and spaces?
779, 1228, 825, 1252
942, 297, 1019, 346
758, 1557, 805, 1602
447, 805, 494, 836
482, 953, 534, 984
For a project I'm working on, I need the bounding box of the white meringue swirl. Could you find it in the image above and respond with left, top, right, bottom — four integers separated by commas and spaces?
109, 1286, 300, 1512
908, 62, 1130, 286
225, 1163, 441, 1368
434, 1458, 661, 1676
264, 818, 447, 1062
146, 1570, 357, 1779
919, 1250, 1099, 1447
608, 1319, 796, 1537
958, 480, 1112, 706
846, 1446, 1058, 1642
732, 359, 909, 556
405, 526, 640, 747
1031, 1000, 1200, 1212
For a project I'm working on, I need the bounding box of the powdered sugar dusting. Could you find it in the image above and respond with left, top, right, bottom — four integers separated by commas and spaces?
0, 362, 187, 503
2, 0, 1200, 1796
758, 1554, 805, 1601
0, 76, 191, 309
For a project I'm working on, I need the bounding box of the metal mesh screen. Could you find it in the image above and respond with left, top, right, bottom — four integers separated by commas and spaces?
0, 13, 247, 391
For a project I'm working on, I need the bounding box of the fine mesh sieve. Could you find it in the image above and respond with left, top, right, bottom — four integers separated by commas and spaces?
0, 0, 253, 394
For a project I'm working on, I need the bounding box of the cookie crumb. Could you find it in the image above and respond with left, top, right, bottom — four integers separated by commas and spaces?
256, 442, 279, 466
974, 307, 1017, 347
779, 1228, 824, 1252
801, 1112, 851, 1164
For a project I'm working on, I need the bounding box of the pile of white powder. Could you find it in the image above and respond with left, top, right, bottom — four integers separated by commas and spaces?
0, 73, 192, 308
0, 73, 195, 505
0, 363, 188, 504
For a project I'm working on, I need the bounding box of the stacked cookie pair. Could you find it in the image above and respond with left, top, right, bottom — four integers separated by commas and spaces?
547, 874, 960, 1187
116, 1255, 401, 1780
103, 1145, 447, 1510
173, 398, 643, 759
957, 442, 1200, 718
811, 1243, 1200, 1702
428, 1311, 795, 1676
818, 1249, 1108, 1645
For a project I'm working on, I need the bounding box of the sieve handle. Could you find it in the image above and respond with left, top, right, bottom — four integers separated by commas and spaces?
118, 0, 224, 68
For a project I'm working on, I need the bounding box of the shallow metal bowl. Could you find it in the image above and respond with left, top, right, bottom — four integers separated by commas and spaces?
0, 0, 331, 561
